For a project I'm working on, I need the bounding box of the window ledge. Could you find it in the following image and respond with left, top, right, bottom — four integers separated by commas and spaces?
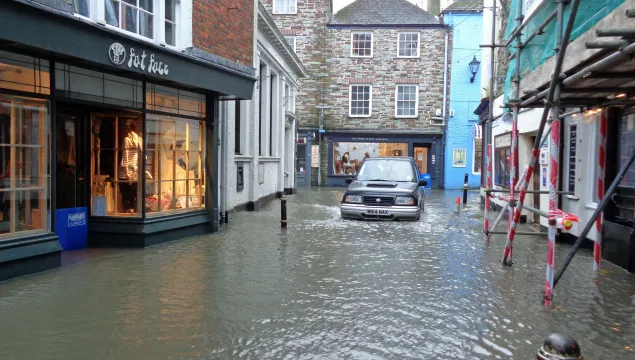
351, 56, 373, 59
234, 155, 253, 162
395, 116, 419, 119
259, 157, 281, 163
566, 195, 580, 201
349, 115, 372, 118
585, 202, 598, 210
397, 56, 420, 59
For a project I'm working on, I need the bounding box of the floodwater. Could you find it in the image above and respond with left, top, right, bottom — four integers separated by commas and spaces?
1, 189, 634, 359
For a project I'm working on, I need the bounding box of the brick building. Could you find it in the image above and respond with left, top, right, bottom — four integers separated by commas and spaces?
0, 0, 256, 281
263, 0, 450, 187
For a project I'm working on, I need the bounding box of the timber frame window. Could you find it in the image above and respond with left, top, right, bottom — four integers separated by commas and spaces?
397, 32, 420, 58
395, 85, 418, 118
349, 85, 372, 117
273, 0, 297, 14
351, 32, 373, 58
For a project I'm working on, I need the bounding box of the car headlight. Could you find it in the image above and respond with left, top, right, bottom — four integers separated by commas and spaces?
345, 195, 362, 203
395, 196, 415, 205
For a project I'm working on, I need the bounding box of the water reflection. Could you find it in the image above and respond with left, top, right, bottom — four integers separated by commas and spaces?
0, 189, 634, 359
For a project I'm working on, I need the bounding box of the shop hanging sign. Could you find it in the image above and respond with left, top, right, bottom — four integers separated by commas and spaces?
108, 42, 170, 76
311, 145, 320, 167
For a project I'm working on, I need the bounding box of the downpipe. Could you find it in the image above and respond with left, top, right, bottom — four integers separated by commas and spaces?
441, 27, 450, 189
220, 102, 229, 223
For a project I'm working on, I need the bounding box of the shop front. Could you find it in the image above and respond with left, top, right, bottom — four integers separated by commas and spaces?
0, 1, 255, 280
326, 133, 442, 187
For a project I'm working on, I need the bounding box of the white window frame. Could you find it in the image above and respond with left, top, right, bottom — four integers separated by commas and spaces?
284, 36, 297, 52
395, 85, 419, 118
74, 1, 185, 49
350, 32, 374, 58
273, 0, 298, 14
472, 136, 482, 175
397, 32, 420, 58
349, 84, 372, 118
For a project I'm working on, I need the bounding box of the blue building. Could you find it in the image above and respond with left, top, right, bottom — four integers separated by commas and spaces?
441, 0, 484, 189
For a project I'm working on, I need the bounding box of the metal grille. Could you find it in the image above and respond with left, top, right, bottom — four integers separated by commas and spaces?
363, 196, 394, 206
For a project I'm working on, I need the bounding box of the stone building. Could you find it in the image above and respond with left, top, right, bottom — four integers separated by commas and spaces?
262, 0, 450, 188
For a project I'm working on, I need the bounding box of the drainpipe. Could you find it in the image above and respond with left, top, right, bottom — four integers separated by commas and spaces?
441, 26, 450, 189
220, 102, 228, 223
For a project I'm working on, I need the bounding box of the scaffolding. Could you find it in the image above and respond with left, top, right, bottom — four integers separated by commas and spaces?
482, 0, 635, 305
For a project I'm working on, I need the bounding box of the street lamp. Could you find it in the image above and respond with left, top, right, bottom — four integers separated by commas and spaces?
469, 56, 481, 83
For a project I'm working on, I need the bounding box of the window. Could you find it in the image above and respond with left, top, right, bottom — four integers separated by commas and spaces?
273, 0, 297, 14
74, 0, 91, 17
164, 0, 178, 46
349, 85, 372, 117
0, 50, 50, 95
285, 36, 296, 52
495, 147, 511, 187
567, 123, 578, 193
332, 142, 407, 175
259, 65, 265, 156
398, 32, 420, 57
395, 85, 418, 118
105, 0, 154, 39
351, 32, 373, 57
269, 73, 275, 156
234, 100, 241, 154
145, 115, 205, 215
473, 139, 483, 174
0, 95, 51, 238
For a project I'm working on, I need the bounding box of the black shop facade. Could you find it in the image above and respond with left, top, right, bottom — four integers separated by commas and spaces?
0, 1, 255, 281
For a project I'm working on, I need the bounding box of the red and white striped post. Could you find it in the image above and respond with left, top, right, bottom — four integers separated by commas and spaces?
503, 116, 519, 265
594, 111, 608, 271
485, 144, 492, 239
545, 117, 561, 305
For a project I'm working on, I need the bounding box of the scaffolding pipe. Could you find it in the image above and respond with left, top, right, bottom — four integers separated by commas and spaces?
594, 111, 608, 271
596, 28, 635, 38
509, 8, 558, 61
486, 189, 573, 195
553, 148, 635, 289
626, 9, 635, 18
486, 165, 529, 241
504, 0, 581, 266
484, 0, 496, 241
489, 231, 548, 236
503, 0, 524, 265
585, 40, 632, 50
562, 42, 635, 87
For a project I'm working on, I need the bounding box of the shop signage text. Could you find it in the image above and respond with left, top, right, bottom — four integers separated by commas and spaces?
68, 212, 86, 227
311, 145, 320, 167
349, 137, 389, 142
108, 42, 170, 76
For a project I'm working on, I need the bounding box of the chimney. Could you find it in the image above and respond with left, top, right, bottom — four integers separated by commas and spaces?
427, 0, 441, 15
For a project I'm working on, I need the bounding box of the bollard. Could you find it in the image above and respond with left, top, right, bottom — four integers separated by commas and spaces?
463, 173, 468, 204
454, 196, 461, 213
537, 333, 583, 360
280, 196, 287, 228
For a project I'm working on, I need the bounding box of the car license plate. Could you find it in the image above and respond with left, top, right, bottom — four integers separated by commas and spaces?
366, 209, 390, 215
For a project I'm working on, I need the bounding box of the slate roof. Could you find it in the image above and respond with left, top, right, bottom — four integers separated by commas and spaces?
329, 0, 443, 26
442, 0, 484, 13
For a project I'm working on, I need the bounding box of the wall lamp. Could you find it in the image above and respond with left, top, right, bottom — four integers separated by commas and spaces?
469, 56, 481, 83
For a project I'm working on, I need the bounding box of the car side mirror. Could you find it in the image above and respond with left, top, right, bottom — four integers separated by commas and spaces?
418, 180, 427, 187
345, 178, 353, 184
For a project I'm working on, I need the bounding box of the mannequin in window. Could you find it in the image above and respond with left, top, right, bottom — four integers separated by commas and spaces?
119, 118, 142, 213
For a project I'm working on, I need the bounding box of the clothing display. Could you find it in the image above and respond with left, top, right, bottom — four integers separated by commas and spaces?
119, 130, 143, 181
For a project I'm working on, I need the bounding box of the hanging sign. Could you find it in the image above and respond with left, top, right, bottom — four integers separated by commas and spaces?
311, 145, 320, 167
108, 42, 170, 76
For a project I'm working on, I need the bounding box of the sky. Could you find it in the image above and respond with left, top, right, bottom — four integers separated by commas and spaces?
333, 0, 425, 13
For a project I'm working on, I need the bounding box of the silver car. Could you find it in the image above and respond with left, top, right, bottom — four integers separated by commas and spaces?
340, 157, 427, 221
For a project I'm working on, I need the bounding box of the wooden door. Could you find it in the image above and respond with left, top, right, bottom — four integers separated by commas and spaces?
414, 147, 428, 174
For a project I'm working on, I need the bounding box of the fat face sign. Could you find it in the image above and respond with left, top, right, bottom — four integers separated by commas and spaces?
108, 42, 170, 76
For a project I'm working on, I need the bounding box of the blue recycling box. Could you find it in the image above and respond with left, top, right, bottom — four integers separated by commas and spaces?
419, 174, 432, 189
55, 207, 88, 250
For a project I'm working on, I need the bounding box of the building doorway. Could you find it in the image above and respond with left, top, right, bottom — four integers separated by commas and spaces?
603, 110, 635, 272
413, 145, 429, 174
56, 109, 90, 211
296, 138, 309, 187
531, 135, 541, 225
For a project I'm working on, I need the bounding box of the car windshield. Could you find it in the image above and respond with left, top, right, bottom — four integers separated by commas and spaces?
356, 159, 415, 182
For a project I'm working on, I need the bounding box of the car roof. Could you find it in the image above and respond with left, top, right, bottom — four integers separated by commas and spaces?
364, 156, 414, 161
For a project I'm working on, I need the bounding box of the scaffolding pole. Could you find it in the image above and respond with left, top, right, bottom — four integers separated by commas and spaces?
503, 0, 581, 270
594, 110, 608, 271
484, 0, 496, 241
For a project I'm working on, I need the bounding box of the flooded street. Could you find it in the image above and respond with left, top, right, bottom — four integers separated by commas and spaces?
1, 189, 634, 359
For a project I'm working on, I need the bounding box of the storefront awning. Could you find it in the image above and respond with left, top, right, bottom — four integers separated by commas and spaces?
0, 1, 256, 99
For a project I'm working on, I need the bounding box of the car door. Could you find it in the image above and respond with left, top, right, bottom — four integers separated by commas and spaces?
412, 160, 424, 210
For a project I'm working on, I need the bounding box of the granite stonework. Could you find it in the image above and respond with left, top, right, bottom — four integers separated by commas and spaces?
262, 0, 450, 186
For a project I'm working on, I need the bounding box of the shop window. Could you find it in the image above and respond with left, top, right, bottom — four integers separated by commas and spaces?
146, 83, 206, 118
0, 50, 50, 95
145, 114, 205, 215
567, 123, 578, 194
56, 63, 143, 108
0, 94, 50, 237
234, 100, 241, 154
349, 85, 372, 117
396, 85, 418, 118
494, 147, 511, 187
332, 142, 407, 176
91, 114, 144, 216
74, 0, 91, 17
473, 139, 483, 174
